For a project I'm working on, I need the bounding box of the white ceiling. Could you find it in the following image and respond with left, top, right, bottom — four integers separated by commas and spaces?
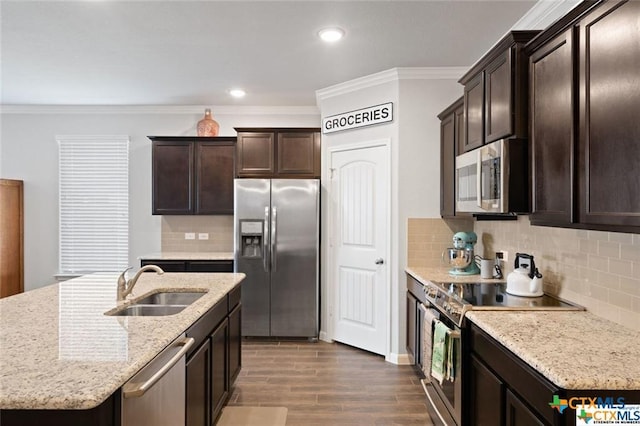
1, 0, 538, 106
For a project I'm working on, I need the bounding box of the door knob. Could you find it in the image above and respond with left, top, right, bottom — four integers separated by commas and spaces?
375, 258, 384, 265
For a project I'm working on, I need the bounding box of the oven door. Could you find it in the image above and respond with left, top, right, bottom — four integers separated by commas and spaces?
421, 315, 462, 426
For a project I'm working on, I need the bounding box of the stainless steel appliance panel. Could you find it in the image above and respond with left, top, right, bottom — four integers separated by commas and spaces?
121, 335, 193, 426
269, 179, 319, 337
234, 179, 271, 336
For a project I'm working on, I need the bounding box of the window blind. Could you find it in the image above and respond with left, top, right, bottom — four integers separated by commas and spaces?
58, 135, 129, 274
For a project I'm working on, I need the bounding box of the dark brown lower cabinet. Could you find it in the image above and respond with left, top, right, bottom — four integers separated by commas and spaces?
141, 259, 233, 273
470, 355, 504, 426
186, 341, 210, 426
228, 304, 242, 383
468, 322, 640, 426
211, 318, 229, 422
185, 285, 241, 426
469, 323, 555, 425
505, 389, 544, 426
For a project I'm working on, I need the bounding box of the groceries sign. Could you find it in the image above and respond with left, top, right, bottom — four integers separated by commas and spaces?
322, 102, 393, 134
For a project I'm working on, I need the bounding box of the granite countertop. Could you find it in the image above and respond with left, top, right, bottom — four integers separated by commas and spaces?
406, 266, 505, 285
139, 251, 234, 261
0, 272, 245, 410
466, 311, 640, 390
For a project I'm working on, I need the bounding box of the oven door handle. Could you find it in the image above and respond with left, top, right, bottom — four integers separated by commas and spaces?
446, 329, 460, 339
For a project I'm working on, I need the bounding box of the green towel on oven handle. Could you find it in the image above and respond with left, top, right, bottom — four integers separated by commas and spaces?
430, 319, 448, 385
446, 329, 456, 381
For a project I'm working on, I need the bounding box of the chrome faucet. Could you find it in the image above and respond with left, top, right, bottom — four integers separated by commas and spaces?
117, 265, 164, 301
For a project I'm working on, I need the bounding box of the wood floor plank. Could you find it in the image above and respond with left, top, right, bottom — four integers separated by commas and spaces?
227, 340, 433, 425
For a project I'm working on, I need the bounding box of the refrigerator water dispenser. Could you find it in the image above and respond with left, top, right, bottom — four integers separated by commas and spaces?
240, 219, 264, 258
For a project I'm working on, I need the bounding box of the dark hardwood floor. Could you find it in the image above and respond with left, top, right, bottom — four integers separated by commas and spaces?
227, 340, 434, 425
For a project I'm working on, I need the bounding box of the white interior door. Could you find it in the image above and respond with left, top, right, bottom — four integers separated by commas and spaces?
329, 142, 389, 356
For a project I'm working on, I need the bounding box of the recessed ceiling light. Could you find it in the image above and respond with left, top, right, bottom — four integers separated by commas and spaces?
229, 88, 246, 98
318, 27, 345, 43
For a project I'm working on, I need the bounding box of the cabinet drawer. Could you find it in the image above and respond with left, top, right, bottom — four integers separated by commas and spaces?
186, 298, 227, 358
140, 260, 187, 272
470, 325, 559, 425
187, 260, 233, 273
228, 285, 241, 311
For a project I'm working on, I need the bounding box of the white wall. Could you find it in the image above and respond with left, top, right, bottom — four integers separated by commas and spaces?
316, 69, 462, 361
0, 106, 319, 290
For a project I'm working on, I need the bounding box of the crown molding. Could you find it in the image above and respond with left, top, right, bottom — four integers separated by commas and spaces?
511, 0, 582, 30
316, 67, 468, 102
0, 105, 320, 115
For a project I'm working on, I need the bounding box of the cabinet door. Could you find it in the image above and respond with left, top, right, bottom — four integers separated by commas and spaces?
236, 132, 275, 176
469, 355, 504, 426
505, 389, 544, 426
0, 179, 23, 298
578, 0, 640, 227
186, 341, 210, 426
454, 102, 465, 161
530, 29, 575, 226
440, 110, 456, 218
210, 318, 229, 423
276, 131, 320, 177
485, 49, 513, 143
228, 304, 242, 384
464, 73, 485, 152
152, 142, 194, 214
406, 293, 417, 365
196, 142, 235, 214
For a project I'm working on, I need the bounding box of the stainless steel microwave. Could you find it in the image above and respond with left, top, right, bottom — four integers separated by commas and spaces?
455, 138, 529, 214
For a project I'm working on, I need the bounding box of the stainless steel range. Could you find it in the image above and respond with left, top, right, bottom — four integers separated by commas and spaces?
419, 278, 583, 425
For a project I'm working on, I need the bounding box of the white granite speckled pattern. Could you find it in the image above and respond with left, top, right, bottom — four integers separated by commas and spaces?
139, 251, 234, 260
0, 272, 244, 410
466, 310, 640, 390
406, 266, 505, 285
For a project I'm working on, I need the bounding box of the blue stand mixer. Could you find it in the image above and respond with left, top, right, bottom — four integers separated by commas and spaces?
444, 231, 481, 275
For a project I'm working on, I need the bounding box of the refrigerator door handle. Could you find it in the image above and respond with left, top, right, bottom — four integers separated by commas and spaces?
263, 206, 270, 272
271, 206, 277, 271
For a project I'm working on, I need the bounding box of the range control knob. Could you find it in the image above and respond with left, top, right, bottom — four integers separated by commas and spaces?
449, 303, 462, 316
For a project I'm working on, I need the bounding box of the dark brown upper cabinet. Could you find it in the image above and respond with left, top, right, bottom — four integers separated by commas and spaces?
235, 128, 321, 178
528, 28, 576, 227
578, 0, 640, 229
438, 97, 464, 218
526, 0, 640, 232
463, 73, 484, 152
459, 31, 540, 152
150, 136, 236, 215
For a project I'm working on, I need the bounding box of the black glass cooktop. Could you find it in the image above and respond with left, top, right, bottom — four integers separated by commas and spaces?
432, 282, 583, 310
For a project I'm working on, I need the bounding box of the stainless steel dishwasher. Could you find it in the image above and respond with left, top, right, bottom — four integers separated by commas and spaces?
121, 335, 194, 426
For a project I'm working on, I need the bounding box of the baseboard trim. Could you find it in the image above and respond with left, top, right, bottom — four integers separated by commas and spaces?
318, 330, 332, 343
386, 352, 413, 365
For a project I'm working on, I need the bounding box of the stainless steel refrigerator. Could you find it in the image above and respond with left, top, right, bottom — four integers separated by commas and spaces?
234, 179, 319, 338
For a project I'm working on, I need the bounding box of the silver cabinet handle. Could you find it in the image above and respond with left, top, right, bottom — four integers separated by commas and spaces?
122, 337, 194, 399
271, 206, 277, 271
263, 206, 270, 272
375, 258, 384, 265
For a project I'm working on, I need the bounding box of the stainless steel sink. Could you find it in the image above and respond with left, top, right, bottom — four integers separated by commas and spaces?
108, 304, 187, 316
134, 291, 205, 306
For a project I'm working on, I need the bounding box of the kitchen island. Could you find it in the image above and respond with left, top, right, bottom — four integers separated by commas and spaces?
0, 271, 244, 424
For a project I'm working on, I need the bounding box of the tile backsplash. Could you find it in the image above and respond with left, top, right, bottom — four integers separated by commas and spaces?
474, 217, 640, 331
162, 216, 234, 252
407, 216, 640, 331
407, 218, 473, 268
